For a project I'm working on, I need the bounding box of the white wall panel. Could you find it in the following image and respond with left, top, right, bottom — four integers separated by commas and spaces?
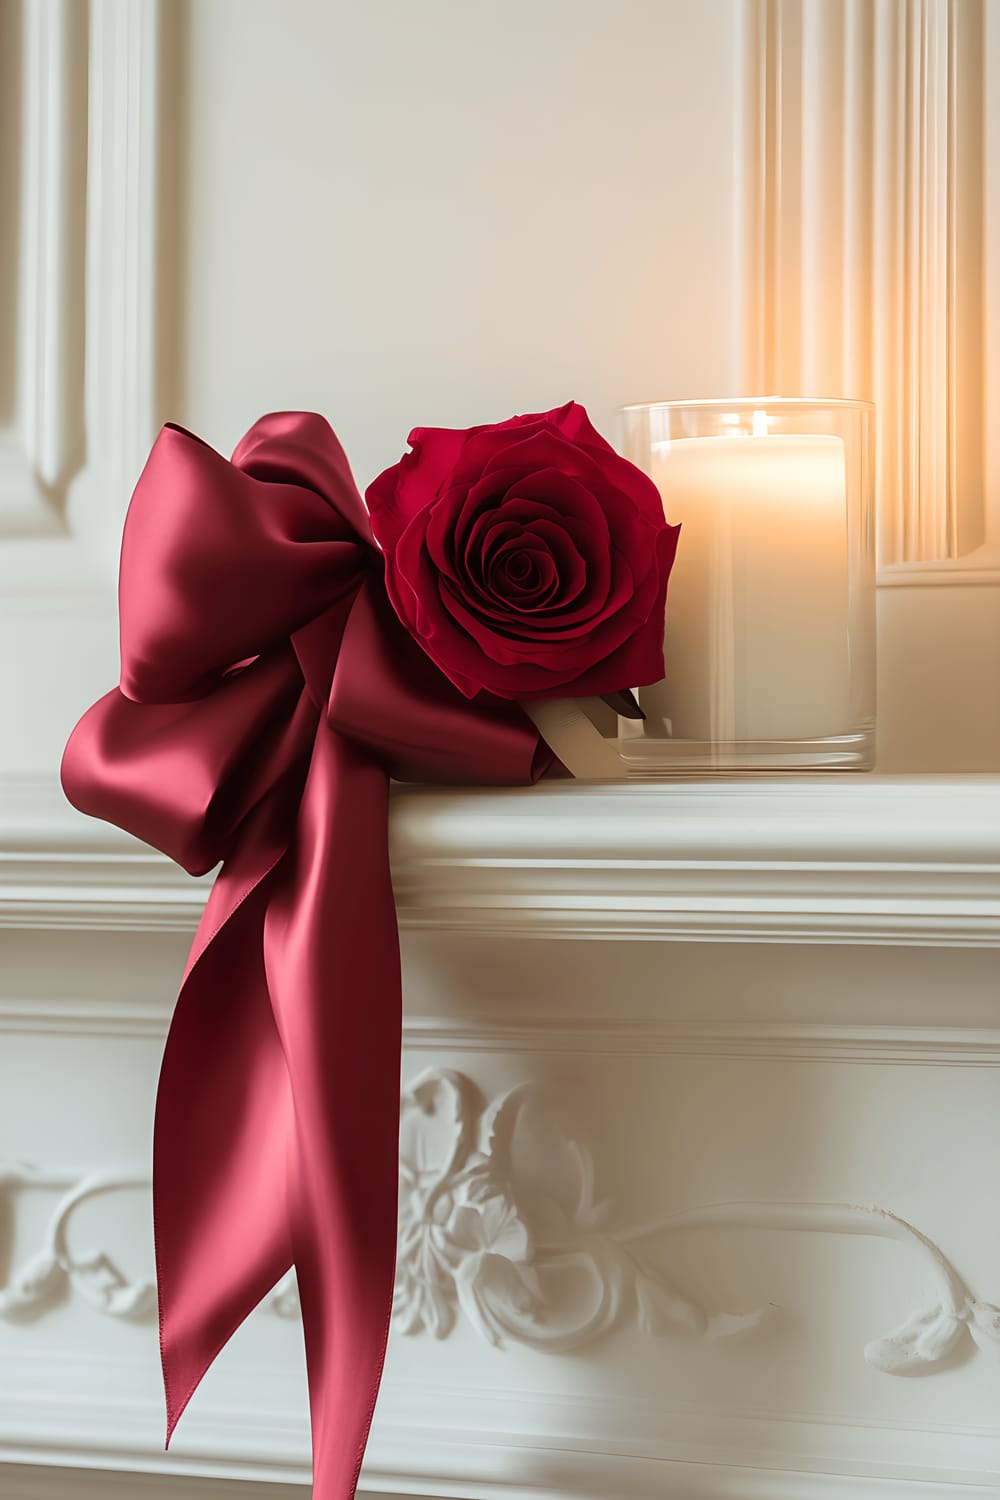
0, 0, 158, 775
2, 2, 999, 1497
2, 782, 1000, 1497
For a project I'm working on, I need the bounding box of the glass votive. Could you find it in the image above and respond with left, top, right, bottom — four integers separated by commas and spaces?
618, 398, 875, 772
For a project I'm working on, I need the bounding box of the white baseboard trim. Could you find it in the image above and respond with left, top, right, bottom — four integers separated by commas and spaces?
1, 1367, 998, 1499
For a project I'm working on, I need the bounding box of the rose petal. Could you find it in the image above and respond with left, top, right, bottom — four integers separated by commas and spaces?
487, 437, 665, 548
479, 431, 611, 491
389, 540, 669, 700
366, 424, 472, 549
486, 538, 560, 608
452, 515, 591, 625
455, 519, 551, 613
425, 475, 505, 582
497, 470, 613, 554
545, 400, 613, 451
450, 412, 572, 484
459, 499, 595, 612
468, 514, 524, 582
366, 403, 681, 702
473, 537, 582, 624
535, 404, 669, 529
475, 493, 605, 591
514, 518, 587, 606
449, 401, 612, 486
435, 538, 666, 670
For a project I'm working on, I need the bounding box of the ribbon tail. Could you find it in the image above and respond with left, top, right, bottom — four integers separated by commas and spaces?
156, 789, 299, 1444
264, 728, 400, 1500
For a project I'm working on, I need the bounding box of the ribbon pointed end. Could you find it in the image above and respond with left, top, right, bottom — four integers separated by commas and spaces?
163, 1375, 188, 1451
160, 1335, 201, 1452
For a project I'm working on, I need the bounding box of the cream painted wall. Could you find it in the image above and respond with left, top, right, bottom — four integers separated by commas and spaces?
0, 0, 745, 778
5, 0, 996, 777
165, 0, 744, 485
161, 0, 1000, 773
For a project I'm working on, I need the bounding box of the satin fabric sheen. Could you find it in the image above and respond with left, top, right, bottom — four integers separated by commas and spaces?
61, 413, 554, 1499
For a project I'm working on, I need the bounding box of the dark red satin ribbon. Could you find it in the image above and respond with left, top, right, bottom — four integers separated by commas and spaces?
61, 413, 554, 1498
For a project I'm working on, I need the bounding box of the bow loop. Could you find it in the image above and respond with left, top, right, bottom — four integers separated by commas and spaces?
231, 410, 376, 546
120, 415, 374, 705
328, 580, 552, 785
62, 412, 557, 1500
62, 650, 314, 875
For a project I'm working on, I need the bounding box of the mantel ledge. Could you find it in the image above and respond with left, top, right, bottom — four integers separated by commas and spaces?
1, 773, 998, 946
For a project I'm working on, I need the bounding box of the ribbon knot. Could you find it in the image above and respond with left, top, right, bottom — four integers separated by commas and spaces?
61, 412, 553, 1498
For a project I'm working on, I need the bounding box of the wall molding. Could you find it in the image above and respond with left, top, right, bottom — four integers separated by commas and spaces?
5, 1072, 999, 1379
739, 0, 997, 582
0, 0, 85, 536
0, 0, 158, 594
64, 0, 160, 582
5, 995, 1000, 1069
404, 1018, 1000, 1065
2, 774, 999, 947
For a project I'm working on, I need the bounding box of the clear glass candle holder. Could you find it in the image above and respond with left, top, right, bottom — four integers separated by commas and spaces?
618, 398, 875, 772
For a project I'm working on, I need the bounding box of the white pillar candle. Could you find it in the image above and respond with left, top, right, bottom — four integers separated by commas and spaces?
646, 428, 851, 743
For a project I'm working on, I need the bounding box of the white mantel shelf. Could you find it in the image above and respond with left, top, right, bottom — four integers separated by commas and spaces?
1, 773, 998, 948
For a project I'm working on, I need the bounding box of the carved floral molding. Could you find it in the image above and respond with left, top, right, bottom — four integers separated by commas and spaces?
0, 1164, 154, 1320
4, 1070, 999, 1376
382, 1070, 1000, 1373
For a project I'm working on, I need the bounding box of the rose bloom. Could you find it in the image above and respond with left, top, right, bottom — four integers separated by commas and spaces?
365, 402, 680, 701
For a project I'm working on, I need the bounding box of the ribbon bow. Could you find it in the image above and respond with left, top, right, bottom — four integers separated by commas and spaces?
61, 413, 554, 1498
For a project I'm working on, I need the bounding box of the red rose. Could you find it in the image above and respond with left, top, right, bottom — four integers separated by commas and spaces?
365, 402, 680, 700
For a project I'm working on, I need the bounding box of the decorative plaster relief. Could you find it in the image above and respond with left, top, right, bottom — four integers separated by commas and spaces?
0, 1164, 154, 1320
272, 1069, 1000, 1375
4, 1071, 998, 1377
